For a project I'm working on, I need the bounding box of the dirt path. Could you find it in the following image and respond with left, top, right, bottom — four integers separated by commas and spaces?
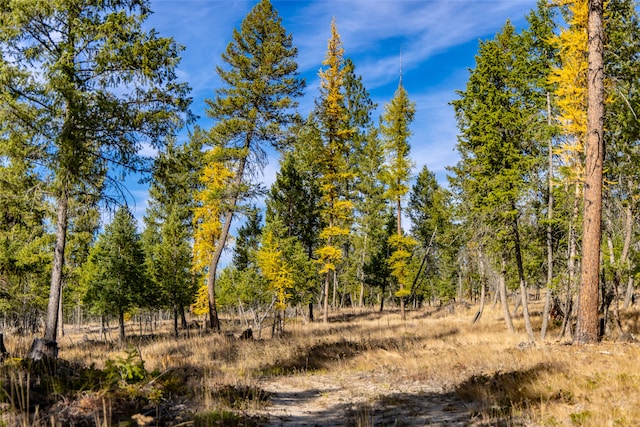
257, 370, 482, 426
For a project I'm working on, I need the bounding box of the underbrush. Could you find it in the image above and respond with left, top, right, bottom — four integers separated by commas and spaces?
1, 302, 640, 425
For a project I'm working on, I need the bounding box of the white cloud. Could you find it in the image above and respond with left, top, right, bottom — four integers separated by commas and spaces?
139, 0, 539, 225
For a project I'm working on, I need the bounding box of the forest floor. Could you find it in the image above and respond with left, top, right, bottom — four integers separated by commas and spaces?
4, 298, 640, 426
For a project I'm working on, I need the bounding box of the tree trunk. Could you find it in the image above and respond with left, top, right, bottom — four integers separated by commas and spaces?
575, 0, 604, 345
623, 277, 635, 309
37, 192, 69, 358
473, 249, 487, 324
322, 273, 330, 323
58, 285, 65, 338
499, 255, 515, 333
180, 306, 188, 329
173, 306, 179, 338
118, 309, 126, 347
541, 92, 554, 341
513, 218, 535, 341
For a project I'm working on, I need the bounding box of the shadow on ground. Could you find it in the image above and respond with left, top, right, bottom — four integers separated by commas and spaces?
259, 334, 428, 375
260, 362, 562, 426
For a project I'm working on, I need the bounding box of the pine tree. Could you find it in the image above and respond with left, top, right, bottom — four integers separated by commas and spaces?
0, 132, 51, 332
380, 78, 416, 321
143, 138, 202, 337
342, 59, 382, 309
0, 0, 191, 355
451, 22, 545, 340
266, 150, 322, 318
575, 0, 605, 344
196, 0, 303, 330
82, 207, 147, 346
233, 208, 263, 272
408, 166, 455, 304
352, 126, 388, 308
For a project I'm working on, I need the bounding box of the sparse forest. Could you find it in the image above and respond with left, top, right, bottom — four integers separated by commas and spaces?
1, 0, 640, 425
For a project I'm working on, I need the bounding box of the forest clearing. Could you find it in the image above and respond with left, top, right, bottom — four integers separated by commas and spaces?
1, 0, 639, 425
2, 298, 640, 426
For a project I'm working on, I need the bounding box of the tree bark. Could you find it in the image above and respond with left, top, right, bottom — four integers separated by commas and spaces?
513, 217, 535, 341
541, 92, 554, 341
119, 309, 126, 346
499, 255, 515, 333
39, 192, 69, 357
206, 140, 251, 331
575, 0, 605, 345
322, 272, 330, 323
623, 277, 635, 309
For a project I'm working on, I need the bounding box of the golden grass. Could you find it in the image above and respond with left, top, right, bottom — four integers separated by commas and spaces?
4, 299, 640, 426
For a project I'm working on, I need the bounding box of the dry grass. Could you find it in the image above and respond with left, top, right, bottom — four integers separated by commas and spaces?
3, 298, 640, 425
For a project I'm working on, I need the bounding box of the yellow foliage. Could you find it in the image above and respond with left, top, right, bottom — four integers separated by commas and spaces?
315, 18, 355, 281
191, 284, 210, 316
388, 234, 418, 294
256, 230, 294, 311
315, 245, 342, 274
192, 147, 234, 272
319, 225, 350, 241
549, 0, 588, 182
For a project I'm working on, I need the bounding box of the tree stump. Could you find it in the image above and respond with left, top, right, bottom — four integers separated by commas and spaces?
27, 338, 58, 361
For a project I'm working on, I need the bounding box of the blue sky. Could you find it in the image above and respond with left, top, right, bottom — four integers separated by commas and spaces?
128, 0, 538, 226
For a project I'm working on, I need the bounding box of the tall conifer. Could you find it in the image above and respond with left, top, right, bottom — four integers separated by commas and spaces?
0, 0, 191, 355
196, 0, 303, 330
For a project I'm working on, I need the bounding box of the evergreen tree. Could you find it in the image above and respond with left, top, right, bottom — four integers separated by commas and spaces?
82, 207, 147, 346
0, 132, 51, 332
0, 0, 191, 354
451, 22, 546, 340
352, 126, 388, 308
196, 0, 303, 330
266, 149, 322, 318
343, 59, 382, 309
408, 166, 455, 304
233, 208, 263, 272
143, 138, 202, 337
363, 214, 395, 312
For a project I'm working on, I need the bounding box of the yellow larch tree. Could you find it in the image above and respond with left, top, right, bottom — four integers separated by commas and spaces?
256, 229, 294, 336
191, 146, 234, 319
314, 18, 355, 323
548, 0, 588, 336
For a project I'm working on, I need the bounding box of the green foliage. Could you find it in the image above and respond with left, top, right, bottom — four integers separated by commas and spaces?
233, 208, 263, 272
0, 0, 191, 341
266, 151, 322, 260
82, 206, 148, 342
104, 348, 147, 388
0, 132, 52, 330
381, 84, 416, 205
408, 166, 459, 304
450, 21, 545, 251
143, 138, 201, 333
